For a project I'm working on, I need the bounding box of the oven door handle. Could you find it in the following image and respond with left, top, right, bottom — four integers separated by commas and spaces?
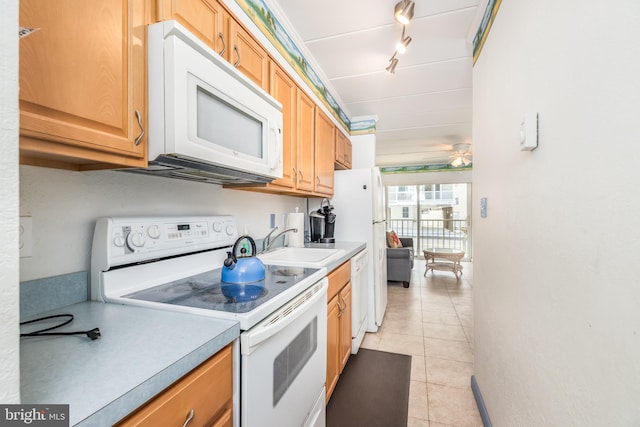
241, 278, 328, 354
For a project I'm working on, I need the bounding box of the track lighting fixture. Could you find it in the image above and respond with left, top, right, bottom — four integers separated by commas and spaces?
394, 0, 415, 25
386, 55, 399, 74
385, 2, 415, 73
395, 26, 412, 54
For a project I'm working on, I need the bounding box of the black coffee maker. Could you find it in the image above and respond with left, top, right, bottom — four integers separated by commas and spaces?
310, 198, 336, 243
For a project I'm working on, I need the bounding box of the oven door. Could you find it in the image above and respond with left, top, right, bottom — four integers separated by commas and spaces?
240, 278, 327, 427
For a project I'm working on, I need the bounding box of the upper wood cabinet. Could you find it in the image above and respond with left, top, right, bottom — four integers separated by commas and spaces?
268, 62, 297, 189
227, 19, 270, 92
156, 0, 227, 56
335, 129, 352, 170
296, 90, 316, 192
156, 0, 269, 92
315, 109, 336, 196
19, 0, 148, 170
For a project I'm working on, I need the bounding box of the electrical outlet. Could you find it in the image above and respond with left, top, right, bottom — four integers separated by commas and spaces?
270, 213, 276, 228
20, 216, 33, 258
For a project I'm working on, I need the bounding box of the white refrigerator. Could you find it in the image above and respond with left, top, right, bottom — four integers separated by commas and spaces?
332, 167, 387, 332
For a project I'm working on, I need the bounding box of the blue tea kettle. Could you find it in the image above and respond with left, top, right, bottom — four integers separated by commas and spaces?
221, 235, 266, 284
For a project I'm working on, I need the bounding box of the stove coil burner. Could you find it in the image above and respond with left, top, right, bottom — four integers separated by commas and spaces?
221, 284, 267, 303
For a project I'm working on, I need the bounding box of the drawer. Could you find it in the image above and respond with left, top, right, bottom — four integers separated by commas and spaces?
116, 344, 233, 427
327, 260, 351, 301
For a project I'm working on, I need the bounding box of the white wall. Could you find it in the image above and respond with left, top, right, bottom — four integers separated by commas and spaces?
473, 1, 640, 425
20, 166, 305, 281
0, 0, 20, 402
351, 133, 376, 169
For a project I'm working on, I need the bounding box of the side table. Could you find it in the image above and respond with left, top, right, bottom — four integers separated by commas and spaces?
423, 248, 465, 279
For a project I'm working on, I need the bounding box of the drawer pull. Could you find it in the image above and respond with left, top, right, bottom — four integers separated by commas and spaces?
182, 409, 194, 427
134, 110, 144, 146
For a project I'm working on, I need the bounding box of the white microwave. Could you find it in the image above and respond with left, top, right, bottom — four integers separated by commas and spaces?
128, 20, 283, 185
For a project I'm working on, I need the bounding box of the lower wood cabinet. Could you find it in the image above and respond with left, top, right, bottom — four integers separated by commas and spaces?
326, 261, 352, 403
115, 344, 233, 427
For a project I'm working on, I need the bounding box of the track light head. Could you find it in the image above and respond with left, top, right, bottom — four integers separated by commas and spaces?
394, 0, 415, 25
396, 35, 412, 54
386, 57, 399, 74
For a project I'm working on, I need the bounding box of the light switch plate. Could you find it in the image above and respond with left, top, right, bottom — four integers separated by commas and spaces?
480, 198, 487, 218
520, 112, 538, 151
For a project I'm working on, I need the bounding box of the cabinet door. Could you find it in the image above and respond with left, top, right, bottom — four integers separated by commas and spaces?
211, 407, 233, 427
268, 63, 297, 189
116, 344, 233, 426
228, 19, 269, 91
335, 129, 345, 166
156, 0, 227, 55
326, 295, 341, 403
314, 109, 335, 195
339, 281, 353, 373
344, 137, 352, 168
19, 0, 146, 169
296, 89, 316, 192
334, 129, 352, 170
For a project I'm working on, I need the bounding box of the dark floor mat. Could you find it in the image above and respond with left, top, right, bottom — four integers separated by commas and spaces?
327, 348, 412, 427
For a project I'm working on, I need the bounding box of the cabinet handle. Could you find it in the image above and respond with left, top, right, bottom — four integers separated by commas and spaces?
341, 296, 347, 314
182, 409, 195, 427
337, 299, 343, 317
233, 46, 240, 68
316, 176, 320, 186
298, 170, 303, 183
218, 32, 226, 56
134, 109, 144, 146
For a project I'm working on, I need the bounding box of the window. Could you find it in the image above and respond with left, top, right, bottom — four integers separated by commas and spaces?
386, 183, 471, 257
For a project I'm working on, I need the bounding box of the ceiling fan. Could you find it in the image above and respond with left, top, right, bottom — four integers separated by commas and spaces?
449, 143, 472, 167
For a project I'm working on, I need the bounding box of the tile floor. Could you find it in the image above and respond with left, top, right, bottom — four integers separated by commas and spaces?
360, 260, 482, 427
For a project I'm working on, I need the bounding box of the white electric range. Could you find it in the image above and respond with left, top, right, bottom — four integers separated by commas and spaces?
90, 215, 328, 427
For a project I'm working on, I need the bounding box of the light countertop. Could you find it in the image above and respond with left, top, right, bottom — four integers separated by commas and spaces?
305, 241, 366, 272
19, 242, 364, 426
20, 301, 239, 426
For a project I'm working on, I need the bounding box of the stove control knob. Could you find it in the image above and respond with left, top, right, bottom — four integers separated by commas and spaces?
147, 224, 160, 239
225, 225, 235, 236
113, 234, 125, 247
127, 231, 145, 248
213, 221, 222, 233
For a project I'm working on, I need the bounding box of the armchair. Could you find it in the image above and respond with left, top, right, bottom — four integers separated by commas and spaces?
386, 237, 414, 288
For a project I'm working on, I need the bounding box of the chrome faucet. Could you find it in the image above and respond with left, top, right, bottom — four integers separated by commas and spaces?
262, 226, 298, 252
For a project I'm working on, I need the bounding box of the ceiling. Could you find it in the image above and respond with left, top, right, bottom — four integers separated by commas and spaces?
271, 0, 478, 167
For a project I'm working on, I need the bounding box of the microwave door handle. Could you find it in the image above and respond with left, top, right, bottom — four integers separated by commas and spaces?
269, 126, 282, 171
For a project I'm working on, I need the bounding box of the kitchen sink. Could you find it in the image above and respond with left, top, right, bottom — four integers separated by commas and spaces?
257, 247, 345, 268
